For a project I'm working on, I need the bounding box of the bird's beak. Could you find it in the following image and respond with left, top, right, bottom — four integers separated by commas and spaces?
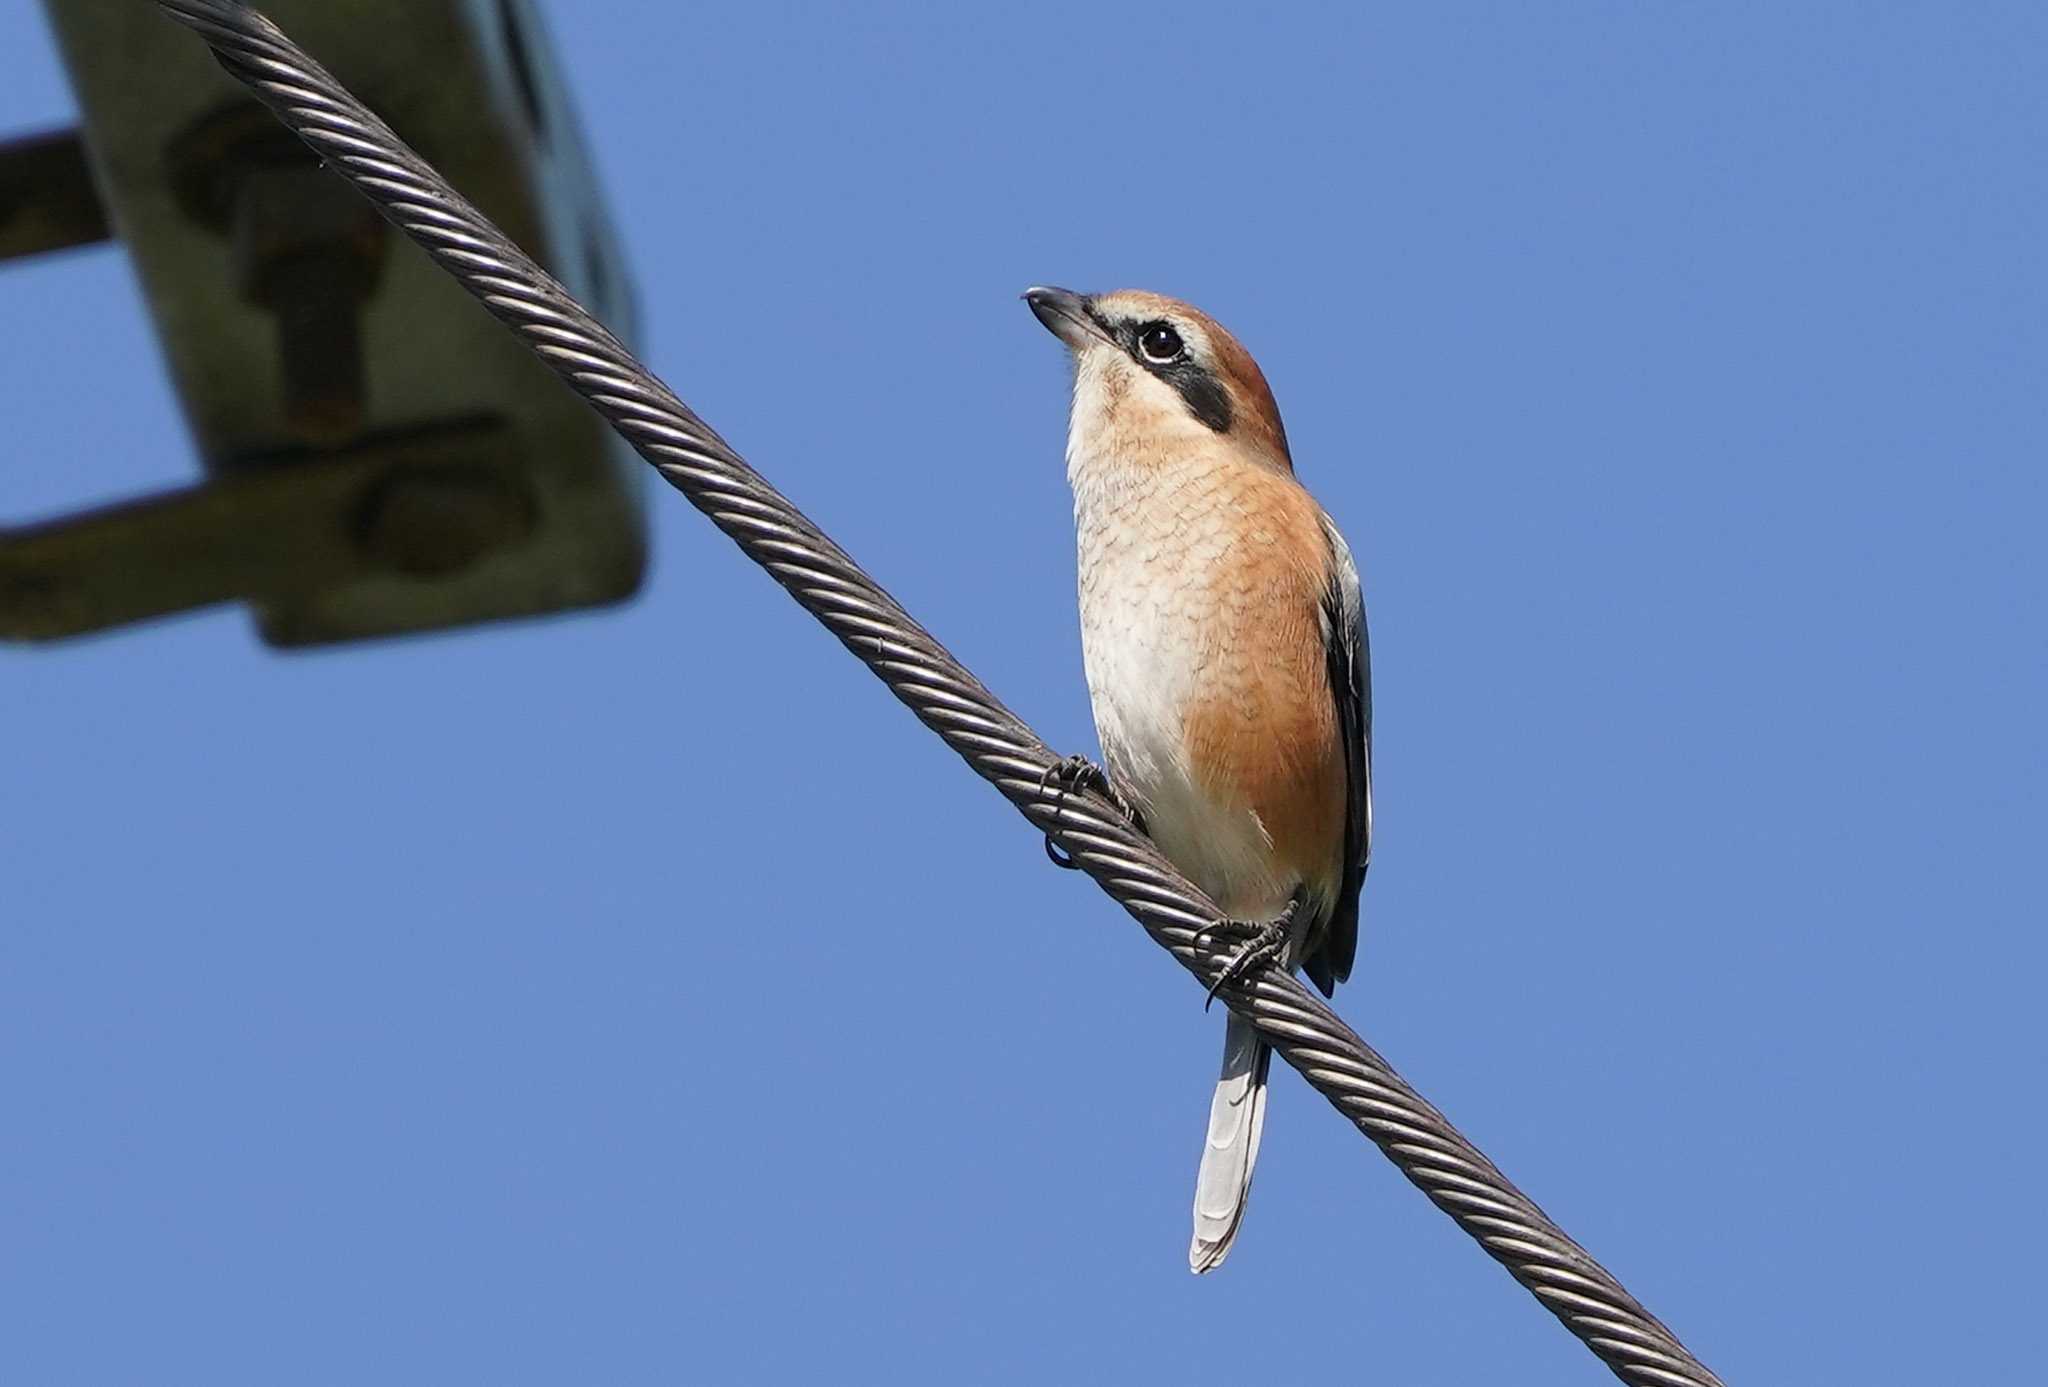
1025, 285, 1111, 351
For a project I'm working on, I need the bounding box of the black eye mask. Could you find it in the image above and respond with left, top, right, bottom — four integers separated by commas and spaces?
1079, 301, 1236, 436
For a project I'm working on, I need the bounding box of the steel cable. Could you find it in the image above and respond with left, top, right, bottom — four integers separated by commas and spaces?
150, 5, 1725, 1383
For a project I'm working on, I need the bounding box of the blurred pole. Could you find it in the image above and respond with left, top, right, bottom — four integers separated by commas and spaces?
0, 128, 109, 262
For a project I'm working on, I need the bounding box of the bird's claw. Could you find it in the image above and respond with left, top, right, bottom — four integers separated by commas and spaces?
1196, 903, 1297, 1010
1038, 754, 1140, 869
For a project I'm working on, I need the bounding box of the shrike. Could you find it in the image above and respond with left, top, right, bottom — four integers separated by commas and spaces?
1026, 287, 1372, 1273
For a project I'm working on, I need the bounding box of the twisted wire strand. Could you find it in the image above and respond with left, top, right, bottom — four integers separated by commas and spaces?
151, 5, 1725, 1383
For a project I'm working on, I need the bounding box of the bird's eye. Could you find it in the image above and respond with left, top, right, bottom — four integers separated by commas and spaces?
1137, 322, 1185, 364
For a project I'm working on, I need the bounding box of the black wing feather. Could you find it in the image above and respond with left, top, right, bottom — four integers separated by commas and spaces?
1303, 516, 1372, 999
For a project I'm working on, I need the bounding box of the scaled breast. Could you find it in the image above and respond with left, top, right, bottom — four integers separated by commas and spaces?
1070, 456, 1322, 920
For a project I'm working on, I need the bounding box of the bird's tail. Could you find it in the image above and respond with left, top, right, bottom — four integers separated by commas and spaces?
1189, 1011, 1272, 1273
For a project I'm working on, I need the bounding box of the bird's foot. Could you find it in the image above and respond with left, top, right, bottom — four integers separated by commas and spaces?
1038, 754, 1142, 869
1196, 900, 1299, 1010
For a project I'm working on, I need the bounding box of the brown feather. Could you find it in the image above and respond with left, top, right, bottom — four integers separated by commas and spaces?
1097, 290, 1293, 471
1175, 466, 1345, 898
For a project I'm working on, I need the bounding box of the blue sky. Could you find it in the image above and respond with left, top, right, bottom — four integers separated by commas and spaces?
4, 3, 2044, 1383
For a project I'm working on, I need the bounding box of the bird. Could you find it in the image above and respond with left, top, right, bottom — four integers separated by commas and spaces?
1025, 286, 1372, 1273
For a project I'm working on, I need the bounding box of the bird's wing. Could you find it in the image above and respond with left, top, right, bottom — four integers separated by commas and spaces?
1303, 510, 1372, 997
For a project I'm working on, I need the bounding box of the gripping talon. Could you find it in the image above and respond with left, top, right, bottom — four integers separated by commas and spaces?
1198, 901, 1298, 1010
1037, 753, 1141, 869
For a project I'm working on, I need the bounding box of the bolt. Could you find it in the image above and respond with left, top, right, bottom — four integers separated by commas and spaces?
166, 102, 388, 445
